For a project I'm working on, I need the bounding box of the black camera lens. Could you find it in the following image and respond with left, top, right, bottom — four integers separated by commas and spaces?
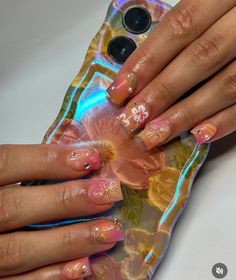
108, 36, 137, 64
123, 6, 152, 34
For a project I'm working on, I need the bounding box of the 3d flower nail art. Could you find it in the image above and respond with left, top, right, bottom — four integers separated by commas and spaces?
191, 122, 217, 144
117, 103, 150, 133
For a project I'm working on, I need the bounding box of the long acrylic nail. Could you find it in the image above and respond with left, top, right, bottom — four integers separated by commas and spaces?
88, 179, 123, 205
191, 122, 217, 144
92, 219, 124, 243
62, 257, 92, 279
107, 73, 137, 105
117, 102, 150, 134
68, 147, 101, 171
138, 120, 171, 149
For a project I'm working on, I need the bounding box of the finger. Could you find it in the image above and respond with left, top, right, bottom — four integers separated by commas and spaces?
117, 7, 236, 133
0, 179, 122, 232
136, 59, 236, 149
2, 257, 91, 280
0, 142, 113, 186
0, 219, 124, 277
106, 0, 236, 104
191, 104, 236, 144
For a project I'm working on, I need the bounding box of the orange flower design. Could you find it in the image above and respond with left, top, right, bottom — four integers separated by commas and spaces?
47, 102, 164, 189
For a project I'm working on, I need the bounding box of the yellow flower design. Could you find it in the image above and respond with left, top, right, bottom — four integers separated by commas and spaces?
147, 167, 188, 213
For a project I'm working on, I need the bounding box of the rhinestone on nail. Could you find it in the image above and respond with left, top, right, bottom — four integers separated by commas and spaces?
84, 162, 91, 170
127, 87, 134, 94
82, 265, 89, 275
113, 217, 122, 230
71, 152, 77, 160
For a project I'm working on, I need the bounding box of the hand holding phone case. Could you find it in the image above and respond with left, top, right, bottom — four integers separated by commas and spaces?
32, 1, 210, 279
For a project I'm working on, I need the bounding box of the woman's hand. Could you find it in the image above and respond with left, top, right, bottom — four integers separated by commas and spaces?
107, 0, 236, 149
0, 144, 123, 279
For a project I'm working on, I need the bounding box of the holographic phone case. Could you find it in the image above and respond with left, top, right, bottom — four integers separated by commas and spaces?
34, 1, 210, 279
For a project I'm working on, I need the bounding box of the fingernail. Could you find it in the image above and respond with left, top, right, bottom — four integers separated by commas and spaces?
88, 179, 123, 205
92, 219, 124, 243
117, 103, 150, 134
62, 257, 92, 279
68, 147, 101, 171
191, 122, 217, 144
137, 120, 171, 149
107, 73, 137, 105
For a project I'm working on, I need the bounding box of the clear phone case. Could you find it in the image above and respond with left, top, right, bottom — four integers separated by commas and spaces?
30, 1, 210, 279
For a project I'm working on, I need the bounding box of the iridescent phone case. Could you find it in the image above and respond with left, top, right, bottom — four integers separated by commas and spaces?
33, 1, 210, 279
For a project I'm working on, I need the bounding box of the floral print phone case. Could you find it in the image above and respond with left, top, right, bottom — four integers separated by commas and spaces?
33, 1, 210, 279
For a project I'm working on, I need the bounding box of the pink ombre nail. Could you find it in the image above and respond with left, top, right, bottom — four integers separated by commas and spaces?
88, 179, 123, 205
68, 147, 101, 171
92, 219, 124, 243
62, 257, 92, 279
138, 120, 171, 149
191, 122, 217, 144
107, 73, 137, 105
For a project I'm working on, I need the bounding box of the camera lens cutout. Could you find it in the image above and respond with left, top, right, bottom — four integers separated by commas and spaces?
123, 6, 152, 34
108, 36, 137, 64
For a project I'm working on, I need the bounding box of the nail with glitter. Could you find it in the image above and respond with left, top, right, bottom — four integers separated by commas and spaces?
68, 147, 101, 171
191, 122, 217, 144
62, 257, 92, 279
138, 120, 171, 149
92, 219, 124, 243
107, 73, 137, 105
88, 179, 123, 205
117, 102, 150, 134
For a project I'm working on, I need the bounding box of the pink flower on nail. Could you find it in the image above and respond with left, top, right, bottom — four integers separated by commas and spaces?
131, 105, 149, 125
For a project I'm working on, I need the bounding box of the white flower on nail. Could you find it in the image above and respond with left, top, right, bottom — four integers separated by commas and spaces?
109, 180, 118, 189
117, 113, 130, 127
132, 105, 149, 125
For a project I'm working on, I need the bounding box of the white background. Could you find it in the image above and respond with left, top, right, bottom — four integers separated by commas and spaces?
0, 0, 235, 279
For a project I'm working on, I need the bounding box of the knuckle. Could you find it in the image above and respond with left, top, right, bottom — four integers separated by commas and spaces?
189, 36, 222, 67
0, 236, 23, 272
0, 189, 19, 231
133, 46, 158, 71
54, 183, 75, 210
168, 5, 194, 37
34, 149, 58, 169
41, 149, 58, 166
150, 80, 174, 106
180, 106, 197, 124
219, 72, 236, 103
61, 223, 91, 250
61, 228, 79, 248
